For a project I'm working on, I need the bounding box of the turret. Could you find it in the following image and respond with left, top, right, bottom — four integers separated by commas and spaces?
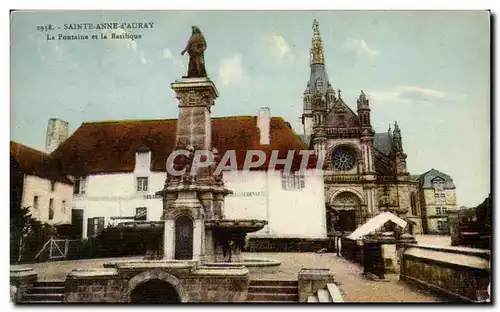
391, 121, 407, 176
302, 84, 314, 137
326, 83, 336, 110
357, 90, 371, 127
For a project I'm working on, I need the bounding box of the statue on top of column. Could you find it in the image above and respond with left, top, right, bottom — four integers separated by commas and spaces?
181, 26, 208, 78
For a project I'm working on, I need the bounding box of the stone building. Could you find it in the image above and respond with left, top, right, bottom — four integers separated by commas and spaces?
10, 141, 73, 225
301, 20, 423, 234
48, 110, 326, 241
412, 168, 457, 234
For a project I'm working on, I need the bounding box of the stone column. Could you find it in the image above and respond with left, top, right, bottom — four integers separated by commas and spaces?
396, 233, 417, 279
193, 219, 204, 262
378, 232, 397, 273
164, 219, 175, 259
10, 267, 38, 303
199, 192, 214, 219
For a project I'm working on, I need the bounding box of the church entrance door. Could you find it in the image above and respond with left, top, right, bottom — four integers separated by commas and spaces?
330, 191, 364, 233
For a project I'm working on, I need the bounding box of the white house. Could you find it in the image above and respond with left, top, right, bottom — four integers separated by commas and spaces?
10, 141, 73, 225
49, 110, 328, 240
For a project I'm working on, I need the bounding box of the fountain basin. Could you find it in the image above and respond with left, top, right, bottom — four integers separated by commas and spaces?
205, 219, 268, 233
204, 258, 281, 274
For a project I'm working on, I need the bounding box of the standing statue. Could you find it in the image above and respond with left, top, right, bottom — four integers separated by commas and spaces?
181, 26, 208, 78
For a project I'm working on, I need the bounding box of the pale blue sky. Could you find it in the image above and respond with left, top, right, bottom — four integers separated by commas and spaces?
10, 10, 490, 207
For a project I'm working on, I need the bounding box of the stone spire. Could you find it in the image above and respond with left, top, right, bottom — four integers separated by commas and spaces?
310, 19, 325, 65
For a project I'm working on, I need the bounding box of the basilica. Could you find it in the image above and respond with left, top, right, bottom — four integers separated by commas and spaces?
300, 20, 423, 234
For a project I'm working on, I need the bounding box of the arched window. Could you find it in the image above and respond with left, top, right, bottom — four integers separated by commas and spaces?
410, 193, 417, 215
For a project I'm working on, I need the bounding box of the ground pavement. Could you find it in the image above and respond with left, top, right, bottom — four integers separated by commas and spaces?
11, 252, 444, 303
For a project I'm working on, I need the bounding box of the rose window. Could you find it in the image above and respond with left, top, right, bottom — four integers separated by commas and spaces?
332, 146, 357, 171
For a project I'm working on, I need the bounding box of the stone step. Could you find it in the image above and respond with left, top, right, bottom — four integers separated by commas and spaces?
247, 292, 298, 302
307, 295, 319, 302
326, 283, 344, 302
249, 280, 298, 287
33, 281, 66, 287
317, 289, 331, 303
248, 285, 298, 294
22, 293, 64, 301
246, 300, 298, 303
28, 286, 65, 294
19, 300, 64, 304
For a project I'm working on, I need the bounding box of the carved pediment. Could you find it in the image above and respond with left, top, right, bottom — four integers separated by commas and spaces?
325, 101, 360, 128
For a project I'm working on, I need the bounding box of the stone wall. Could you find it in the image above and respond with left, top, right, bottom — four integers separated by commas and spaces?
400, 245, 490, 302
182, 270, 248, 302
247, 237, 334, 252
10, 268, 38, 303
63, 261, 249, 303
65, 269, 124, 303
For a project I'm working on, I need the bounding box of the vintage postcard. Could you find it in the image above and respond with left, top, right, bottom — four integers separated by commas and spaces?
9, 10, 491, 304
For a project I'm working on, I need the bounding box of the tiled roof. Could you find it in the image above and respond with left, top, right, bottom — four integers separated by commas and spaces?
373, 132, 393, 156
10, 141, 73, 185
417, 168, 456, 189
51, 116, 318, 175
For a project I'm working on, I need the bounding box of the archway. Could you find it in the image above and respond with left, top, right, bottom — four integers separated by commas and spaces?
175, 215, 193, 260
329, 191, 364, 232
130, 279, 180, 303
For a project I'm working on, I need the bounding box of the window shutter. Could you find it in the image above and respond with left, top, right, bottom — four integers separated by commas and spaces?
87, 218, 95, 237
98, 217, 105, 234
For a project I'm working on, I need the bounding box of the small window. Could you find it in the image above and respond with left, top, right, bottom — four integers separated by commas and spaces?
74, 177, 87, 195
442, 207, 447, 215
437, 221, 443, 231
33, 196, 39, 210
135, 207, 147, 221
137, 177, 148, 192
49, 199, 54, 220
436, 207, 442, 216
61, 200, 66, 213
281, 172, 305, 190
50, 181, 56, 192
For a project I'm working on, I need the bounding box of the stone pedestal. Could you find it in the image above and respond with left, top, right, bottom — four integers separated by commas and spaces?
379, 232, 397, 273
10, 267, 38, 303
171, 77, 218, 150
298, 268, 334, 302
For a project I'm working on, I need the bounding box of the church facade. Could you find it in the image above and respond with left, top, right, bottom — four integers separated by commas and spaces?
301, 20, 423, 234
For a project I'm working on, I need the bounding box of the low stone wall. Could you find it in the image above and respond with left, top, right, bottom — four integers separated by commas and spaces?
400, 245, 490, 302
186, 267, 248, 302
66, 269, 123, 303
248, 237, 334, 252
64, 260, 249, 303
298, 268, 335, 302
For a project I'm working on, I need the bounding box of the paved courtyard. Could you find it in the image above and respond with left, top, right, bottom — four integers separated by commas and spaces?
11, 252, 445, 303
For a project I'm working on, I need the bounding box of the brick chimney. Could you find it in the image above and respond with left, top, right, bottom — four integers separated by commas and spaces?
258, 107, 270, 145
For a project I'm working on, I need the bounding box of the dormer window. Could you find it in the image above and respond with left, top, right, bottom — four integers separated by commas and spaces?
135, 147, 151, 172
74, 176, 87, 195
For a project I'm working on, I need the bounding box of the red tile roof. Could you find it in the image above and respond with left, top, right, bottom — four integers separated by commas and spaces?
10, 141, 73, 185
51, 116, 318, 175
